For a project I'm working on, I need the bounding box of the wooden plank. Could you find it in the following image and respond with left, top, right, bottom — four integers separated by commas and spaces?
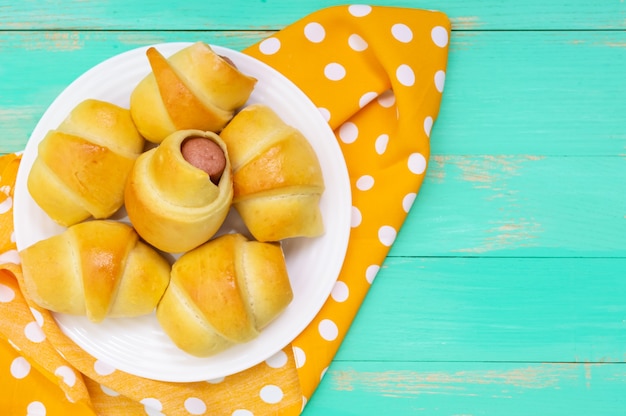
1, 0, 625, 30
394, 155, 626, 257
1, 30, 625, 155
305, 361, 626, 415
335, 257, 626, 363
435, 30, 626, 156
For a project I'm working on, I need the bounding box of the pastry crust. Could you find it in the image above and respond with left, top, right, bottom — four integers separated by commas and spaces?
130, 42, 257, 143
19, 220, 171, 323
124, 129, 234, 253
220, 103, 325, 241
27, 99, 144, 227
156, 233, 293, 357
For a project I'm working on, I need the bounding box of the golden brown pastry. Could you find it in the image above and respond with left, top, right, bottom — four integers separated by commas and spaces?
19, 220, 171, 323
27, 99, 145, 227
124, 129, 233, 253
219, 103, 325, 242
156, 233, 293, 357
130, 42, 257, 143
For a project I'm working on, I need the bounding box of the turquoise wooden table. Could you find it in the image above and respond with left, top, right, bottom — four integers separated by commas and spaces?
2, 1, 625, 414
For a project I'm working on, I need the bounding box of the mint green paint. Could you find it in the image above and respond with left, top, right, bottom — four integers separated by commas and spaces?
394, 156, 626, 257
335, 257, 626, 362
306, 362, 626, 415
436, 30, 626, 155
1, 1, 625, 415
1, 0, 624, 30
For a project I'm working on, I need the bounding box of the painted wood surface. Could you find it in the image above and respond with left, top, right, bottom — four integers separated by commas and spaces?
1, 0, 625, 30
1, 0, 625, 415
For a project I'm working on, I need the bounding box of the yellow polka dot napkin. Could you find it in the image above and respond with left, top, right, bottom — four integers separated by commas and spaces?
0, 5, 450, 415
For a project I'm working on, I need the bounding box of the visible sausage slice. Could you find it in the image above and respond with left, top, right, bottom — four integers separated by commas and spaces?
220, 55, 237, 69
181, 137, 226, 184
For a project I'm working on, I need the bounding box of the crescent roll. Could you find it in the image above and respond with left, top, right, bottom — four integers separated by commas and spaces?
19, 220, 171, 323
219, 104, 325, 242
130, 42, 257, 143
27, 99, 144, 227
124, 129, 233, 253
156, 233, 293, 357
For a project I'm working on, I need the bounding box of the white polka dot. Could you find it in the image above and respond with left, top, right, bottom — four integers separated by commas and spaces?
391, 23, 413, 43
366, 265, 380, 284
301, 396, 308, 411
24, 321, 45, 343
185, 397, 207, 415
338, 122, 358, 144
11, 356, 30, 379
348, 33, 368, 51
30, 307, 44, 327
8, 338, 20, 351
304, 22, 325, 43
206, 376, 225, 384
266, 350, 288, 368
331, 281, 349, 303
318, 319, 339, 341
0, 249, 20, 265
318, 107, 331, 122
0, 283, 15, 302
55, 365, 76, 387
359, 91, 377, 108
435, 70, 446, 93
356, 175, 374, 191
378, 226, 397, 247
408, 153, 427, 174
100, 384, 120, 396
403, 193, 417, 213
65, 392, 75, 404
348, 4, 372, 16
26, 401, 46, 416
324, 62, 346, 81
141, 398, 164, 416
260, 385, 284, 404
351, 206, 362, 228
232, 410, 253, 416
320, 367, 329, 380
292, 346, 306, 369
432, 26, 449, 47
424, 116, 434, 137
94, 360, 116, 376
396, 64, 415, 87
375, 134, 389, 155
377, 90, 396, 108
0, 196, 12, 214
259, 37, 281, 55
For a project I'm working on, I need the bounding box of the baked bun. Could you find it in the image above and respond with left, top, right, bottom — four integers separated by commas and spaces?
130, 42, 257, 143
124, 129, 233, 253
27, 99, 144, 227
19, 220, 171, 323
219, 103, 325, 242
156, 233, 293, 357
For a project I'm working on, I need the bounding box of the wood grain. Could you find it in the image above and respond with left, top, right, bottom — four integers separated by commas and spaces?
306, 361, 626, 415
336, 257, 626, 362
438, 30, 626, 155
397, 155, 626, 257
1, 0, 624, 30
2, 30, 625, 155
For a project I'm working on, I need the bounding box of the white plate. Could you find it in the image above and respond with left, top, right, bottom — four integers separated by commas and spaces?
13, 43, 351, 382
